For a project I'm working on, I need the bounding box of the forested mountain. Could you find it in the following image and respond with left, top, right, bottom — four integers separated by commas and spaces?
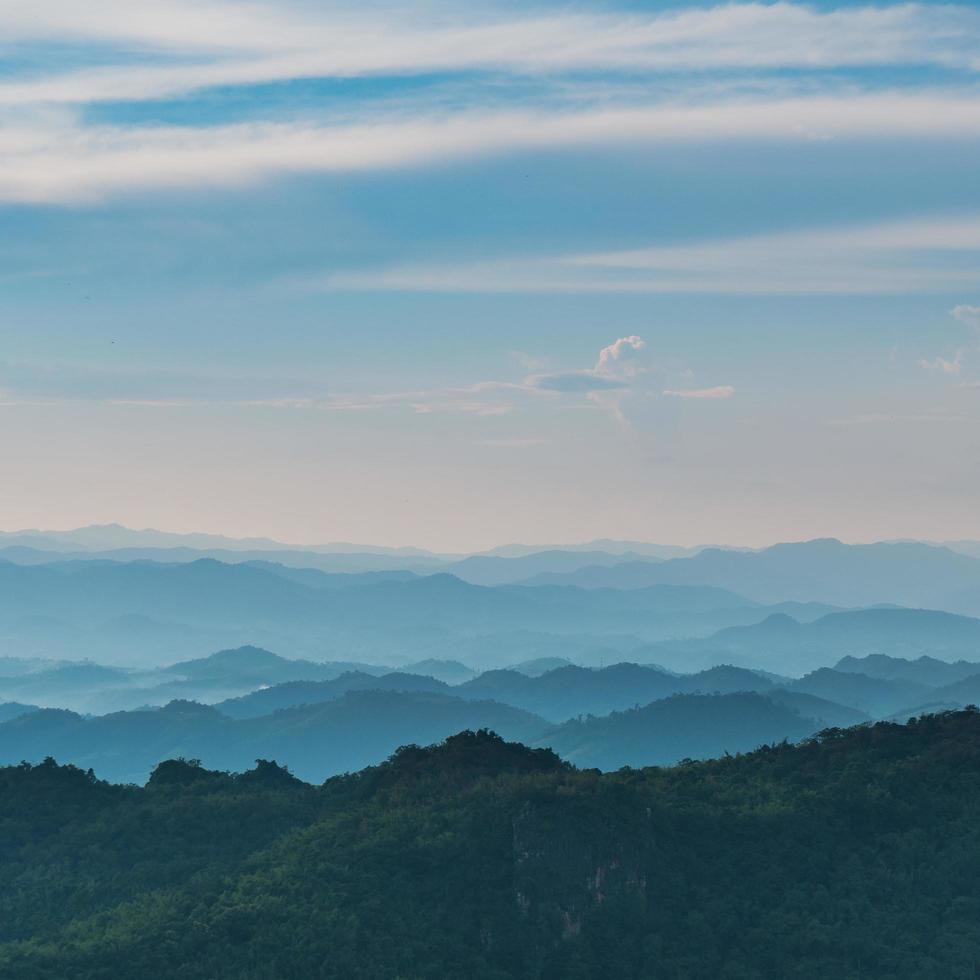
762, 689, 870, 729
788, 668, 929, 716
535, 692, 818, 768
0, 691, 549, 783
924, 674, 980, 709
3, 716, 980, 978
0, 675, 878, 782
0, 703, 38, 723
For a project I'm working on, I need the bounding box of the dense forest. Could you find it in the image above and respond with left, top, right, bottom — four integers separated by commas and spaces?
4, 712, 980, 978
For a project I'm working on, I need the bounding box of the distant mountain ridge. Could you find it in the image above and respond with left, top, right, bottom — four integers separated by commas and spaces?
0, 558, 781, 666
0, 524, 715, 559
5, 637, 980, 784
536, 692, 819, 769
9, 598, 980, 715
5, 534, 980, 619
0, 524, 447, 557
643, 606, 980, 674
0, 690, 549, 784
521, 538, 980, 615
0, 682, 867, 784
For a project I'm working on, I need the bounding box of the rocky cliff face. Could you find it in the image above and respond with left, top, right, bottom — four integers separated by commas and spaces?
513, 796, 650, 950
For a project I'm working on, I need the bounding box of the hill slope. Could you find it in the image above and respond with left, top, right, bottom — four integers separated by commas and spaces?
0, 691, 549, 784
4, 716, 980, 977
535, 691, 818, 768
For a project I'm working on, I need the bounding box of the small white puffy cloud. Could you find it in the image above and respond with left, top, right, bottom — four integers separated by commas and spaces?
528, 337, 733, 425
663, 385, 735, 399
527, 335, 646, 393
595, 335, 646, 376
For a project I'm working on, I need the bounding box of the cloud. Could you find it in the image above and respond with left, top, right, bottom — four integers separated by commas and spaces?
2, 89, 980, 204
595, 335, 646, 376
521, 335, 733, 427
526, 371, 629, 393
324, 213, 980, 296
1, 2, 977, 109
526, 335, 649, 395
952, 305, 980, 329
919, 351, 965, 375
663, 385, 736, 399
0, 3, 975, 206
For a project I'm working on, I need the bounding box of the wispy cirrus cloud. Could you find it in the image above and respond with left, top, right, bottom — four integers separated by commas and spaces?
0, 0, 977, 204
0, 91, 978, 204
1, 1, 977, 110
323, 213, 980, 296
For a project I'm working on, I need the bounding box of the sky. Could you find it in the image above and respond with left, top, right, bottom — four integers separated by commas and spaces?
1, 0, 979, 551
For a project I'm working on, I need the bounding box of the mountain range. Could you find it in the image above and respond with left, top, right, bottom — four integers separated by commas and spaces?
0, 558, 793, 665
10, 642, 979, 782
0, 690, 547, 784
642, 606, 980, 674
522, 539, 980, 613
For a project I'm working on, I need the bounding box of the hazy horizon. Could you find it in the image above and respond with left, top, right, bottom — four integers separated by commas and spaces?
2, 520, 980, 556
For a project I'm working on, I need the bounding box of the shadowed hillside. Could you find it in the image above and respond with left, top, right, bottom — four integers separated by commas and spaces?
4, 715, 980, 977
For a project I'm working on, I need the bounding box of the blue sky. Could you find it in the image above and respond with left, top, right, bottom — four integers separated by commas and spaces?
1, 0, 979, 550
